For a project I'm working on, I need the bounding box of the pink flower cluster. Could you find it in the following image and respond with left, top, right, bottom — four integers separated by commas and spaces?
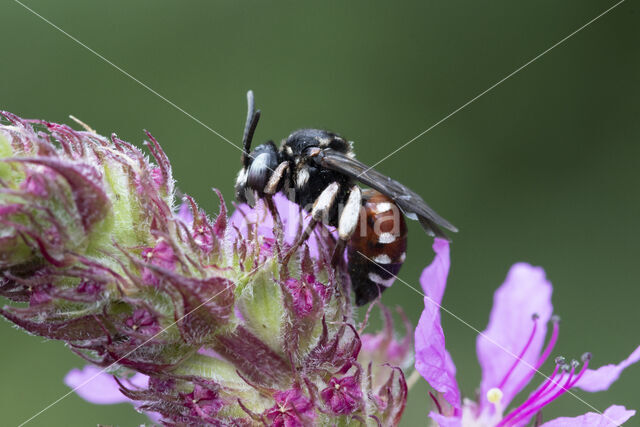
0, 113, 410, 425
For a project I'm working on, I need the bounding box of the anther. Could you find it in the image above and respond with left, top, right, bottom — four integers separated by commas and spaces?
531, 313, 540, 320
581, 352, 592, 362
570, 359, 580, 369
551, 315, 560, 324
554, 356, 566, 366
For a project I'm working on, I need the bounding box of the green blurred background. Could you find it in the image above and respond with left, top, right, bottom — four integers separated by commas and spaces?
1, 0, 639, 425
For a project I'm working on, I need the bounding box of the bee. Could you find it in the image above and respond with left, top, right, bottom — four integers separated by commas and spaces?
235, 91, 457, 305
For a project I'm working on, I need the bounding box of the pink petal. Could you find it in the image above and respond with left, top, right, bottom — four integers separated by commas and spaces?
64, 366, 160, 422
419, 238, 450, 303
575, 345, 640, 392
477, 263, 554, 410
414, 239, 461, 409
176, 201, 194, 226
230, 193, 331, 259
429, 411, 462, 427
64, 365, 147, 405
540, 405, 635, 427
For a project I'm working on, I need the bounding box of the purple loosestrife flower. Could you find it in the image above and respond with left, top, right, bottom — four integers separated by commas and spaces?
415, 239, 639, 427
0, 113, 409, 425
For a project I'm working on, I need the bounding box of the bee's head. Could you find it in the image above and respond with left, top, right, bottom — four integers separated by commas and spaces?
236, 90, 281, 205
235, 141, 279, 204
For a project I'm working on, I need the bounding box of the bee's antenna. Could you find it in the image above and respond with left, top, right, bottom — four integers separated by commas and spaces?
242, 90, 261, 168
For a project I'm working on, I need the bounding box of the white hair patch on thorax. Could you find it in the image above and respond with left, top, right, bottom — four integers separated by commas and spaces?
318, 137, 331, 147
296, 167, 310, 189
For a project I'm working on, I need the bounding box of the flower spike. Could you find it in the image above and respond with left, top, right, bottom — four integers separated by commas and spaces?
0, 114, 409, 425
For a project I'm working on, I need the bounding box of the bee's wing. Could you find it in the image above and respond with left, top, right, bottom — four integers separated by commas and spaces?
316, 150, 458, 238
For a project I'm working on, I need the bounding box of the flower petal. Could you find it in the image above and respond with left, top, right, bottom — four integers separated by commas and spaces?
414, 239, 461, 409
64, 365, 161, 422
575, 345, 640, 392
419, 238, 450, 303
176, 201, 194, 226
230, 193, 331, 259
429, 411, 462, 427
64, 365, 147, 405
477, 263, 554, 410
540, 404, 635, 427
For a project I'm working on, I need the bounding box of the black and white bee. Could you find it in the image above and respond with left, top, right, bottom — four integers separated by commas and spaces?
235, 91, 457, 305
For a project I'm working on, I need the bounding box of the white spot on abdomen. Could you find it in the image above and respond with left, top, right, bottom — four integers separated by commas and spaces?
368, 273, 395, 287
373, 254, 392, 264
374, 202, 393, 214
378, 232, 396, 244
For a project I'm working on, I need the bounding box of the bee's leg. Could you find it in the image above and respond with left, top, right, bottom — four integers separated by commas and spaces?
263, 161, 289, 197
330, 185, 362, 267
282, 182, 341, 266
263, 161, 289, 258
326, 185, 362, 301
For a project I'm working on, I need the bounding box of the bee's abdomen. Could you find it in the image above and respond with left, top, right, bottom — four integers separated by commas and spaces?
347, 190, 407, 306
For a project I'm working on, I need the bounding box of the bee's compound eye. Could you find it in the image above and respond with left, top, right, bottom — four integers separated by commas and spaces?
246, 152, 274, 191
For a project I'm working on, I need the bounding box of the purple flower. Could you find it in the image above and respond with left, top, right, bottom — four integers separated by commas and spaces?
283, 276, 319, 317
359, 303, 413, 399
416, 239, 638, 426
140, 239, 177, 286
265, 388, 316, 426
64, 365, 161, 423
229, 193, 336, 260
321, 375, 363, 414
64, 365, 148, 405
124, 308, 161, 335
0, 113, 409, 425
181, 384, 225, 421
361, 305, 413, 368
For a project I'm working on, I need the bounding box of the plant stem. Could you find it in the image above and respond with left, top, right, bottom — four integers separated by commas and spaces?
406, 369, 422, 391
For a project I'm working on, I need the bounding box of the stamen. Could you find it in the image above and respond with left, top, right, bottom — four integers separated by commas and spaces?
512, 315, 560, 396
566, 353, 591, 389
507, 362, 577, 426
498, 314, 539, 390
496, 357, 563, 427
528, 361, 572, 404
